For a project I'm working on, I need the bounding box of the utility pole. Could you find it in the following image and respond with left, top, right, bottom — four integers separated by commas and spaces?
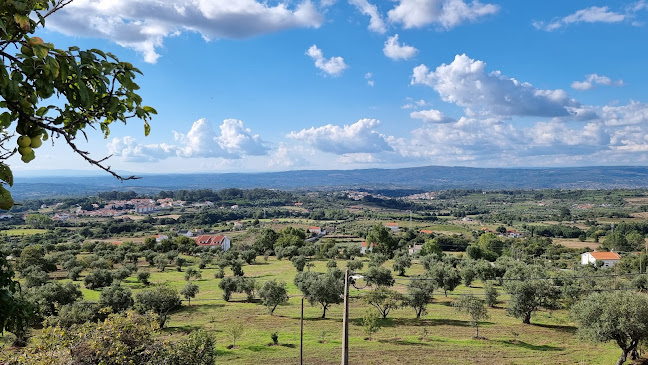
341, 268, 349, 365
300, 297, 304, 365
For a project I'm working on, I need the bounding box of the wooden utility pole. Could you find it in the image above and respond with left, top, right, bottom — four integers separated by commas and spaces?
300, 297, 304, 365
341, 268, 349, 365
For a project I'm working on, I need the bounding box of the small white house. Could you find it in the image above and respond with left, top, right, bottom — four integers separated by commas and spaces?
384, 223, 399, 232
361, 241, 377, 254
408, 244, 423, 255
308, 226, 322, 234
581, 251, 621, 267
155, 234, 169, 243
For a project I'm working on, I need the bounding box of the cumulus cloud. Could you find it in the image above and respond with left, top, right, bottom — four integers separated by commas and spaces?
107, 136, 176, 162
306, 45, 348, 76
571, 73, 624, 90
108, 118, 269, 161
533, 5, 628, 31
388, 0, 499, 29
46, 0, 324, 63
349, 0, 386, 33
288, 118, 393, 154
383, 34, 418, 60
411, 54, 579, 118
401, 98, 428, 109
410, 109, 456, 123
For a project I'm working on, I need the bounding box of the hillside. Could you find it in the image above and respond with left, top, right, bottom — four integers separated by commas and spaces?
10, 165, 648, 200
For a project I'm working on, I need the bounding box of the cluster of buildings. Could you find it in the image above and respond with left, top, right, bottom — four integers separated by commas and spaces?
71, 198, 185, 218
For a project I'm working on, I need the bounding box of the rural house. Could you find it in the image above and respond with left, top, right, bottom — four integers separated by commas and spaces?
193, 235, 231, 251
580, 251, 621, 267
384, 222, 399, 232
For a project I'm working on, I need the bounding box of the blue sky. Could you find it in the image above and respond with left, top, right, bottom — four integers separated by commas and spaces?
11, 0, 648, 175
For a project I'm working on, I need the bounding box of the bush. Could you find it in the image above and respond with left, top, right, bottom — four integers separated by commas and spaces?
99, 284, 134, 313
84, 269, 114, 290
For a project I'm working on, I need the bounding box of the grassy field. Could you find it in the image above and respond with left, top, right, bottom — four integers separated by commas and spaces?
1, 228, 49, 236
54, 256, 625, 364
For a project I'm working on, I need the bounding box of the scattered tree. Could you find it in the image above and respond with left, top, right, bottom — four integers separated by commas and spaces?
258, 280, 289, 315
454, 294, 489, 338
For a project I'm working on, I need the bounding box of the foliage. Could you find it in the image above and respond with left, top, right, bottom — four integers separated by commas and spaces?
84, 268, 113, 290
137, 271, 151, 285
0, 0, 156, 208
184, 267, 202, 281
99, 284, 133, 313
405, 276, 435, 319
365, 266, 395, 287
28, 281, 82, 318
454, 294, 489, 338
571, 291, 648, 365
483, 282, 498, 307
227, 323, 244, 348
181, 282, 200, 305
291, 255, 307, 272
366, 225, 397, 258
294, 269, 344, 318
427, 262, 461, 296
258, 279, 289, 315
392, 252, 411, 276
362, 308, 382, 341
134, 285, 181, 328
364, 287, 402, 319
504, 265, 560, 324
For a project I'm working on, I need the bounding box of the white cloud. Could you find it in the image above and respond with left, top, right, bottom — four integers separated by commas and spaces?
410, 109, 456, 123
337, 153, 380, 164
268, 142, 311, 168
365, 72, 374, 86
218, 119, 270, 156
401, 98, 428, 109
306, 45, 348, 76
288, 118, 393, 154
571, 73, 624, 90
109, 118, 269, 161
411, 54, 579, 118
47, 0, 324, 63
107, 136, 176, 162
348, 0, 386, 33
388, 0, 499, 29
533, 6, 626, 31
383, 34, 418, 60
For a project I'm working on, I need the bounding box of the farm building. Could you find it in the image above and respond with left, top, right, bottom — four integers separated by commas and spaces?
580, 251, 621, 267
193, 235, 231, 251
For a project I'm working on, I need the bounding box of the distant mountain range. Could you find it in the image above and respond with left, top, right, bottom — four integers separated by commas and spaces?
9, 165, 648, 200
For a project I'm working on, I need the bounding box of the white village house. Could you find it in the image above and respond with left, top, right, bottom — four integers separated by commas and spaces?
193, 235, 231, 251
384, 222, 399, 232
580, 251, 621, 267
308, 226, 322, 234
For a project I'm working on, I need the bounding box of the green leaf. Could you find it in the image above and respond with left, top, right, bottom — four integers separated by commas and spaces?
47, 58, 59, 78
143, 106, 157, 114
0, 186, 13, 210
0, 164, 13, 187
0, 113, 11, 128
13, 14, 30, 31
144, 121, 151, 136
33, 45, 48, 59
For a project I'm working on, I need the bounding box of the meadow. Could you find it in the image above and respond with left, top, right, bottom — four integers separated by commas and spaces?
65, 255, 620, 364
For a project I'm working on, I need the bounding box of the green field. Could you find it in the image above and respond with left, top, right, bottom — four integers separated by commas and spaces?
56, 256, 621, 364
1, 228, 48, 236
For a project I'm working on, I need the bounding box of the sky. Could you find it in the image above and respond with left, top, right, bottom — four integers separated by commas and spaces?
10, 0, 648, 175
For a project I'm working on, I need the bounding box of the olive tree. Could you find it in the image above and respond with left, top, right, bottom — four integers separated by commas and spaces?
134, 285, 181, 328
571, 291, 648, 365
294, 269, 344, 319
454, 294, 489, 338
258, 279, 289, 315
